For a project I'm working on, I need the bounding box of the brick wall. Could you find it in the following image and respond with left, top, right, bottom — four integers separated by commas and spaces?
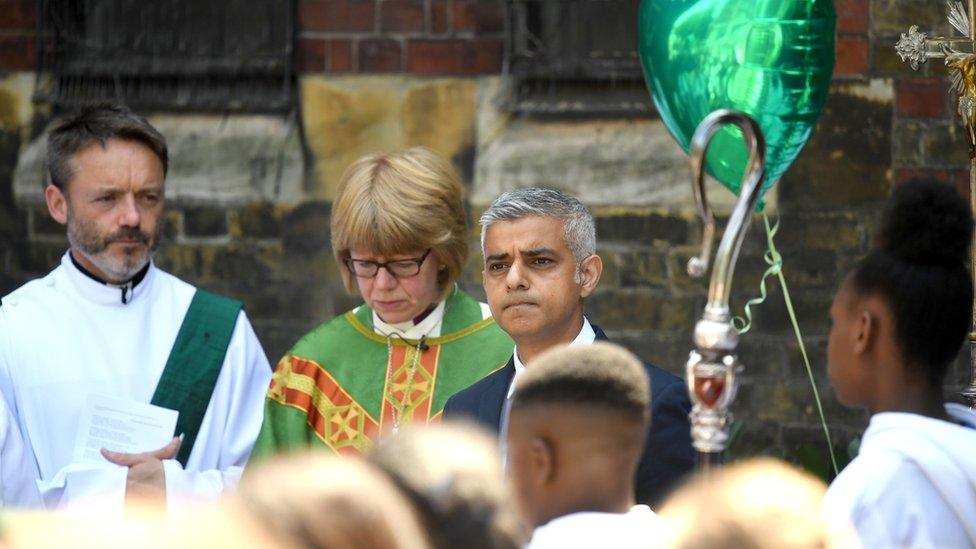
0, 0, 35, 71
297, 0, 504, 74
1, 0, 974, 473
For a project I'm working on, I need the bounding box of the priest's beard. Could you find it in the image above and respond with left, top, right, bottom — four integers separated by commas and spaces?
66, 210, 162, 283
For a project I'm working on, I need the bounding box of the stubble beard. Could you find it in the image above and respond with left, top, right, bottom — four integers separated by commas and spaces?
66, 208, 162, 283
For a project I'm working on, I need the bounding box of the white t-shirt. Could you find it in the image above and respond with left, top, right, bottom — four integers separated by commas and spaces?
527, 505, 662, 548
823, 403, 976, 548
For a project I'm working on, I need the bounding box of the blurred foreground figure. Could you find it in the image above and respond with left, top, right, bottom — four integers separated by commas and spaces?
506, 342, 662, 548
235, 453, 431, 549
367, 421, 527, 549
3, 455, 426, 549
0, 104, 271, 511
1, 500, 280, 549
822, 179, 976, 547
657, 458, 857, 549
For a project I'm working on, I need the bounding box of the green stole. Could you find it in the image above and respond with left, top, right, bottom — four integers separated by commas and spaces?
151, 289, 242, 466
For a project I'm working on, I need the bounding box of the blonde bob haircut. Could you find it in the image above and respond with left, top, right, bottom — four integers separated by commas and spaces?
331, 147, 468, 299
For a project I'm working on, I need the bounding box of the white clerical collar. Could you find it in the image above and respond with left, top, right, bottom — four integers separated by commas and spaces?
60, 251, 156, 307
372, 299, 447, 340
509, 317, 595, 398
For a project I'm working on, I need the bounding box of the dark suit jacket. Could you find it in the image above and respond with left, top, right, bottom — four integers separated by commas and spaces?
443, 324, 694, 508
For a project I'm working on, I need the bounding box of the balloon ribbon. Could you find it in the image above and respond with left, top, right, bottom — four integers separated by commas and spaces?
733, 213, 840, 477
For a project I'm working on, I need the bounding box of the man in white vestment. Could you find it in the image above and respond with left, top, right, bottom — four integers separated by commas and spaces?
0, 104, 272, 512
0, 391, 41, 506
506, 343, 663, 548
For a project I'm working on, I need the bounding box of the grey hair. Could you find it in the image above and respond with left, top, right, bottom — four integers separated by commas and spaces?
479, 187, 596, 263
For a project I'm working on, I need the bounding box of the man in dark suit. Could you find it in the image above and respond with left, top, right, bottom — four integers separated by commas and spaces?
444, 187, 693, 508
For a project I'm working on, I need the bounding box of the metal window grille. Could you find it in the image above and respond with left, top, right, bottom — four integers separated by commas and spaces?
504, 0, 652, 116
36, 0, 295, 113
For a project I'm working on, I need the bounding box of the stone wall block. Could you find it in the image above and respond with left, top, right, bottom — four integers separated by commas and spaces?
282, 201, 331, 257
595, 247, 621, 289
359, 38, 404, 72
595, 213, 691, 246
327, 40, 355, 73
736, 380, 833, 426
155, 244, 203, 280
586, 289, 661, 331
892, 118, 926, 167
300, 77, 400, 198
657, 295, 702, 332
778, 249, 843, 290
872, 0, 952, 35
615, 249, 668, 289
401, 79, 477, 166
747, 289, 834, 337
0, 0, 36, 31
453, 0, 504, 34
208, 243, 284, 290
461, 238, 485, 284
239, 279, 329, 324
896, 78, 947, 119
834, 38, 869, 77
281, 201, 341, 282
162, 210, 182, 242
234, 202, 284, 240
298, 38, 327, 73
183, 206, 229, 238
299, 0, 376, 33
776, 213, 866, 253
430, 0, 450, 33
380, 0, 426, 32
836, 0, 869, 34
300, 76, 477, 200
923, 122, 972, 168
28, 206, 63, 238
783, 338, 828, 385
609, 331, 689, 376
735, 336, 789, 379
782, 82, 893, 211
405, 38, 503, 75
19, 241, 68, 275
0, 36, 35, 71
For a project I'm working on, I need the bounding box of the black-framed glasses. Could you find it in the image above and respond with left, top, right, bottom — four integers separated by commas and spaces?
344, 249, 432, 279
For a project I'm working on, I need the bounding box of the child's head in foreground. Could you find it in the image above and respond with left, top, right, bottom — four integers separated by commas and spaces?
506, 342, 650, 528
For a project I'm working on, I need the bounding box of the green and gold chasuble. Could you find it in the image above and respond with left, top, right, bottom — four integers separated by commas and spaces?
252, 289, 513, 458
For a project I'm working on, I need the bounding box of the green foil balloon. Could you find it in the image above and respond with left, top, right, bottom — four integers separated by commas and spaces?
639, 0, 835, 207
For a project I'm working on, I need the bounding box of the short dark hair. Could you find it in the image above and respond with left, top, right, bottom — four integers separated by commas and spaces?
850, 178, 974, 386
511, 342, 650, 424
46, 103, 168, 191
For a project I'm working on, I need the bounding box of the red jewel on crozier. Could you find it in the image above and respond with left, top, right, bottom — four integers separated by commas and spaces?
694, 376, 725, 408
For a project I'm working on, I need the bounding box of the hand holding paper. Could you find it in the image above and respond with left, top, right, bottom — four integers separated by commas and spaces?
102, 435, 182, 500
